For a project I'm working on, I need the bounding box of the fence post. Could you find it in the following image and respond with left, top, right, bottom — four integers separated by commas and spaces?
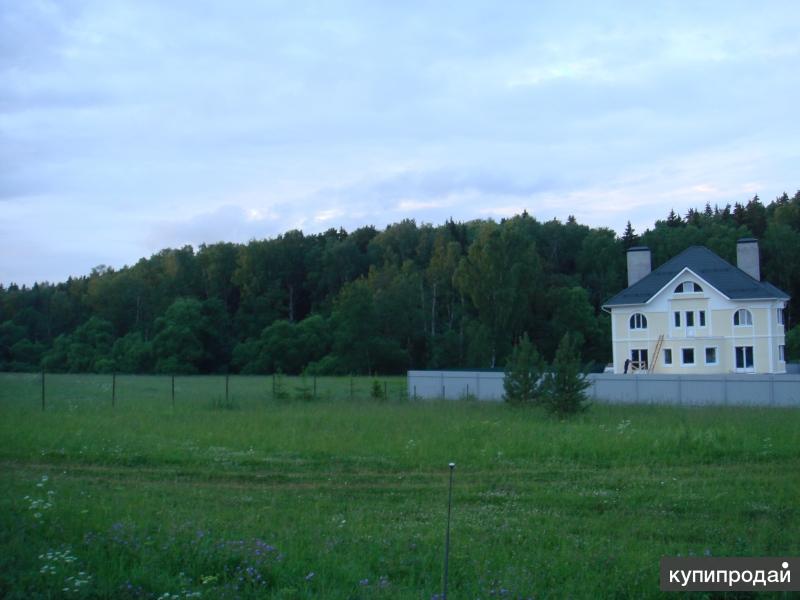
770, 374, 775, 405
41, 370, 45, 411
350, 375, 354, 401
112, 372, 116, 407
413, 385, 417, 401
225, 373, 229, 406
171, 375, 175, 409
384, 381, 388, 401
314, 376, 317, 400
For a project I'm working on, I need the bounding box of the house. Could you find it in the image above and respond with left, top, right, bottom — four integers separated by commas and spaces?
602, 239, 789, 374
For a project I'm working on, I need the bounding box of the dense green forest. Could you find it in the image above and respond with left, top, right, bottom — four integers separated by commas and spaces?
2, 192, 800, 375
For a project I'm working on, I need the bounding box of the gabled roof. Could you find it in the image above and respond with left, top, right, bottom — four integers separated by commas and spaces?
603, 245, 790, 308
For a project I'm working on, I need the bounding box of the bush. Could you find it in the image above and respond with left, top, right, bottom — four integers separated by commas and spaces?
543, 332, 590, 416
503, 333, 546, 405
272, 372, 289, 401
293, 375, 314, 401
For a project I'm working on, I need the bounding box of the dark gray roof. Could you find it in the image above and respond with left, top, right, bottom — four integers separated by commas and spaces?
603, 246, 790, 308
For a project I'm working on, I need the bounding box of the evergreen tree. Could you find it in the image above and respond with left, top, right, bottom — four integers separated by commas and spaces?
621, 221, 638, 249
503, 333, 545, 405
543, 332, 590, 416
666, 209, 683, 228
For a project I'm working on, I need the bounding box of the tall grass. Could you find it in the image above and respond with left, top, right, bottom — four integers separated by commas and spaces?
1, 373, 799, 598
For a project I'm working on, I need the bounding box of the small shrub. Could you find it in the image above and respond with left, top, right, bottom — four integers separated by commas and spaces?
272, 373, 289, 401
293, 376, 314, 401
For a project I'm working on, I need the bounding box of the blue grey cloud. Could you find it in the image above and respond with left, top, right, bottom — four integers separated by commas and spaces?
2, 0, 799, 284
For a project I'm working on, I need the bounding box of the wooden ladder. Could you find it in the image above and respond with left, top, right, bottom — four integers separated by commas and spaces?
649, 334, 664, 374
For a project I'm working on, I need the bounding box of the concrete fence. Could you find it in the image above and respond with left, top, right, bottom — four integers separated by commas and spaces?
407, 370, 505, 401
587, 373, 800, 406
407, 370, 800, 407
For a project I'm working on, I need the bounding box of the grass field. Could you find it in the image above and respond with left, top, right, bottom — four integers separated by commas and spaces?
1, 373, 799, 598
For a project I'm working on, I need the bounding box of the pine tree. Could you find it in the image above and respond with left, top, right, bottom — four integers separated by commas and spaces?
666, 209, 683, 228
621, 221, 639, 249
543, 332, 590, 416
503, 333, 545, 405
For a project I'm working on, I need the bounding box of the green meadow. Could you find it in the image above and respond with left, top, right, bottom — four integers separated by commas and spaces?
1, 373, 799, 599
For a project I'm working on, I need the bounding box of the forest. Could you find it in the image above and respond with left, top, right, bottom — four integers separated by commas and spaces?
2, 192, 800, 375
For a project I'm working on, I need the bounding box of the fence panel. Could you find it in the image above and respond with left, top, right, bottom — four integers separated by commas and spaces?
408, 371, 800, 407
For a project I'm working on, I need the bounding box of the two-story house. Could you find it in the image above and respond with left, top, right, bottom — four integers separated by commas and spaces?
602, 239, 789, 374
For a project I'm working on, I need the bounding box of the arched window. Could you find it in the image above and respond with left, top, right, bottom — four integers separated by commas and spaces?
675, 281, 703, 293
629, 313, 648, 329
733, 309, 753, 326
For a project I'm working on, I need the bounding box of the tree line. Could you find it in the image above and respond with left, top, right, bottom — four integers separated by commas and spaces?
2, 191, 799, 375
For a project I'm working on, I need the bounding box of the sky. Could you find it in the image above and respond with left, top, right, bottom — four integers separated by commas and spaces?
2, 1, 799, 286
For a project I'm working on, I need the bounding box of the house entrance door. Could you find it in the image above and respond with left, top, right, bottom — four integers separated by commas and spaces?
631, 349, 648, 372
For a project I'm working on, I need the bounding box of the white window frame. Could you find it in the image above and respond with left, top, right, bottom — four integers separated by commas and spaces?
681, 347, 695, 366
777, 308, 785, 326
629, 313, 648, 330
674, 311, 681, 327
733, 308, 753, 327
734, 345, 755, 372
675, 281, 703, 294
699, 310, 706, 327
663, 348, 673, 365
704, 346, 718, 365
685, 310, 695, 327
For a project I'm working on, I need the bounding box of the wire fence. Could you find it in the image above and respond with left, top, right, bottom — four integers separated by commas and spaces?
0, 372, 409, 412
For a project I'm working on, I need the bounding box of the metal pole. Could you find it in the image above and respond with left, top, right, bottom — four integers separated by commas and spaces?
41, 370, 45, 411
272, 373, 276, 397
443, 462, 456, 600
350, 375, 353, 401
171, 375, 175, 409
225, 373, 229, 405
112, 372, 116, 407
313, 376, 317, 399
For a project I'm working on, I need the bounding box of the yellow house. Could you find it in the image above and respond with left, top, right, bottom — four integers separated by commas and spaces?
602, 239, 789, 374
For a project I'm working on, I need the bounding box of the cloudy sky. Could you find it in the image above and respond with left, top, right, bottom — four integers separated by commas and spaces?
2, 1, 799, 285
